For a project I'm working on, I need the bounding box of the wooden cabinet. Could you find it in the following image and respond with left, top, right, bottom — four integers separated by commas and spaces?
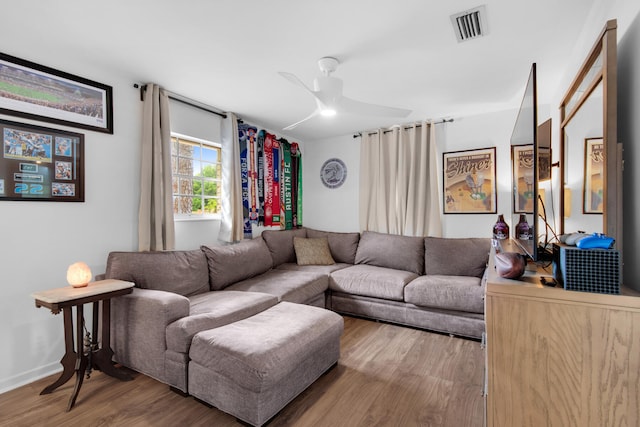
485, 249, 640, 427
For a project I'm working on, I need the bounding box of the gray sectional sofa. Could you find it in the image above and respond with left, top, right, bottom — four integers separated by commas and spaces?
327, 232, 489, 339
102, 228, 490, 421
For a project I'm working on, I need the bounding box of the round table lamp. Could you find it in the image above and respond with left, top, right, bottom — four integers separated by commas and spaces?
67, 262, 92, 288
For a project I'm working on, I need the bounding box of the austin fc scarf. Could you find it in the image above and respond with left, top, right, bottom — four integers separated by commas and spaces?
280, 138, 293, 229
291, 142, 301, 227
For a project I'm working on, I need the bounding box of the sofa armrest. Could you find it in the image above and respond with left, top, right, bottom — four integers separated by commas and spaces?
480, 266, 489, 291
111, 288, 189, 382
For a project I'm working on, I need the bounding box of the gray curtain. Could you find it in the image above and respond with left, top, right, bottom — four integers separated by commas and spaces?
218, 112, 243, 242
138, 83, 175, 251
359, 121, 442, 237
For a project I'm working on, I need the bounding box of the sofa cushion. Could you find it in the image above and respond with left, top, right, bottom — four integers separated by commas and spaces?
305, 228, 360, 264
105, 250, 209, 297
189, 302, 343, 392
404, 275, 484, 313
261, 228, 307, 267
166, 291, 278, 353
293, 237, 335, 265
330, 264, 418, 301
276, 262, 352, 274
355, 231, 425, 275
201, 238, 273, 291
424, 237, 490, 278
225, 269, 328, 304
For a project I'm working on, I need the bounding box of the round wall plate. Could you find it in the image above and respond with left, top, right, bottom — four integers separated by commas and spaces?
320, 158, 347, 189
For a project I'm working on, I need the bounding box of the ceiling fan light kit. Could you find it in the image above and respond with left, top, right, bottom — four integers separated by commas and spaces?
320, 108, 336, 117
279, 56, 411, 130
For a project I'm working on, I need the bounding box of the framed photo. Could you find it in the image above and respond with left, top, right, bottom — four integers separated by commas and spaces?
0, 52, 113, 134
443, 147, 496, 214
0, 119, 84, 202
583, 137, 603, 214
511, 144, 534, 213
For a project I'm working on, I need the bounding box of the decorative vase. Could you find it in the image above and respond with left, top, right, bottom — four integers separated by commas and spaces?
515, 214, 531, 240
493, 214, 509, 240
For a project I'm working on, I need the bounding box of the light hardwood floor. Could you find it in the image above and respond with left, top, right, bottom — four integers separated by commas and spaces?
0, 316, 484, 427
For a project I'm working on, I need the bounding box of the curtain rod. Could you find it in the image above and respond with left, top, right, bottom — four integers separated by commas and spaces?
133, 83, 228, 119
352, 118, 454, 139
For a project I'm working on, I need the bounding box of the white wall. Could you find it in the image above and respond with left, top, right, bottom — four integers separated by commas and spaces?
301, 134, 361, 232
0, 59, 238, 393
0, 59, 142, 392
440, 110, 520, 238
304, 109, 528, 238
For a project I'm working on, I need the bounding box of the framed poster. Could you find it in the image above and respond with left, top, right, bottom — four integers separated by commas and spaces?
511, 144, 534, 213
0, 119, 84, 202
0, 52, 113, 134
583, 137, 603, 214
443, 147, 496, 214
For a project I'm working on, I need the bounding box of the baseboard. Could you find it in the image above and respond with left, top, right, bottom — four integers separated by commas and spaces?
0, 362, 61, 395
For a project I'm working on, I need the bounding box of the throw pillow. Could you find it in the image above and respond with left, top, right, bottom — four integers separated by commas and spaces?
306, 228, 360, 264
293, 237, 335, 265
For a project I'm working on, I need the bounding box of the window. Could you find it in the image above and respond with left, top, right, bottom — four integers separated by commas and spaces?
171, 133, 222, 218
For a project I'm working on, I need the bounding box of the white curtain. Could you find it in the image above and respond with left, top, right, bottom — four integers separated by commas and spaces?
219, 112, 243, 243
138, 83, 175, 251
359, 121, 442, 237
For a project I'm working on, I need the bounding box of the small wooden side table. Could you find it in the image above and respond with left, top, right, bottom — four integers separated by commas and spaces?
31, 279, 135, 411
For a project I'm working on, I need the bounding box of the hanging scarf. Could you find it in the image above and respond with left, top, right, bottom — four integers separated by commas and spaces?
280, 139, 293, 229
237, 123, 253, 238
291, 142, 301, 227
247, 126, 258, 224
272, 137, 281, 226
263, 132, 275, 226
256, 130, 265, 225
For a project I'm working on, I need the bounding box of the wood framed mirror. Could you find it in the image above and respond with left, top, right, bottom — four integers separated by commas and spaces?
559, 19, 622, 251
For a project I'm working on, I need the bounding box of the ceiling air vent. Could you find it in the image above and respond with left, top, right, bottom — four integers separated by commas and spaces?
451, 5, 488, 42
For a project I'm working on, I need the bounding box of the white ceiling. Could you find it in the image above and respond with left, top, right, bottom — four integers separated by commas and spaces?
2, 0, 598, 141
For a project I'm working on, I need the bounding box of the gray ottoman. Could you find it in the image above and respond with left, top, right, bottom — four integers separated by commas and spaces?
188, 302, 344, 426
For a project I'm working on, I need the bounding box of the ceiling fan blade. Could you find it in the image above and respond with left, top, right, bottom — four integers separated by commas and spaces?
339, 96, 412, 118
278, 71, 316, 96
281, 58, 411, 126
283, 109, 321, 131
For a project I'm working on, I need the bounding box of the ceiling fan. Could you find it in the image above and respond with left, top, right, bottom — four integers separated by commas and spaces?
279, 57, 412, 130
